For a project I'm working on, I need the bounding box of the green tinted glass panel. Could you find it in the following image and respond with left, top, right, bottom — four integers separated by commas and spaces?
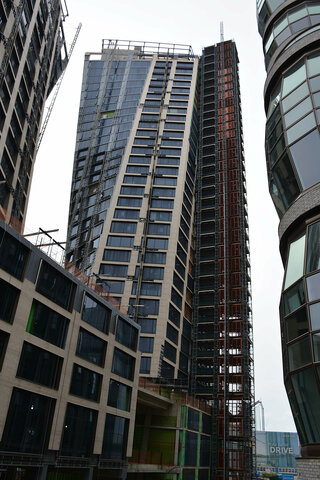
306, 221, 320, 273
292, 368, 320, 443
282, 82, 308, 113
283, 280, 305, 316
307, 52, 320, 77
313, 333, 320, 361
284, 97, 312, 128
286, 307, 309, 341
309, 302, 320, 330
282, 61, 306, 97
286, 112, 316, 144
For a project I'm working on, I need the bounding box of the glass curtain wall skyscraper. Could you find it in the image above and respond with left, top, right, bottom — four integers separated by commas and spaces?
257, 0, 320, 464
0, 0, 68, 230
66, 39, 254, 479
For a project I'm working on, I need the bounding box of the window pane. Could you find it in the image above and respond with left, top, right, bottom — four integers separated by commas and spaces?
103, 249, 131, 262
146, 237, 168, 249
284, 234, 305, 289
140, 356, 151, 373
107, 235, 134, 247
152, 187, 176, 197
151, 198, 174, 209
82, 295, 110, 333
139, 336, 154, 353
116, 318, 138, 351
114, 209, 140, 219
70, 363, 102, 401
61, 403, 97, 457
283, 280, 305, 316
99, 264, 128, 277
17, 342, 63, 389
288, 336, 311, 371
110, 221, 137, 234
1, 388, 56, 453
0, 278, 19, 324
76, 328, 106, 366
285, 307, 309, 341
117, 197, 142, 207
282, 60, 306, 97
309, 302, 320, 330
137, 318, 157, 333
307, 220, 320, 273
108, 379, 132, 411
307, 272, 320, 302
112, 347, 135, 380
0, 330, 10, 371
36, 261, 75, 311
144, 252, 166, 264
129, 297, 159, 316
26, 300, 69, 348
0, 229, 29, 279
290, 129, 320, 190
101, 414, 129, 459
147, 223, 170, 236
292, 368, 320, 443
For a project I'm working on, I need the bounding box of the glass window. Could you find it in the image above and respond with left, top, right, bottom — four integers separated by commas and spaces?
117, 197, 142, 207
284, 97, 313, 128
126, 165, 149, 174
151, 199, 174, 209
139, 336, 154, 353
102, 280, 125, 294
155, 167, 179, 175
290, 129, 320, 189
99, 263, 128, 277
282, 81, 309, 113
0, 278, 19, 324
167, 323, 179, 345
142, 266, 164, 280
286, 112, 316, 144
147, 223, 170, 236
70, 363, 102, 401
103, 249, 131, 262
282, 60, 306, 97
129, 297, 159, 316
110, 221, 137, 234
283, 280, 305, 316
149, 210, 172, 221
107, 235, 134, 247
284, 234, 306, 289
307, 52, 320, 77
0, 330, 10, 371
306, 220, 320, 273
123, 175, 147, 184
157, 157, 180, 165
26, 300, 69, 348
108, 379, 132, 411
36, 261, 75, 311
17, 342, 63, 389
313, 333, 320, 361
114, 209, 140, 219
307, 272, 320, 302
185, 431, 198, 466
154, 176, 177, 186
120, 186, 144, 195
164, 340, 176, 362
152, 187, 176, 197
288, 336, 311, 371
112, 347, 135, 380
61, 403, 97, 457
82, 295, 110, 333
144, 251, 166, 264
285, 307, 309, 341
169, 303, 181, 327
137, 318, 157, 333
140, 356, 151, 373
309, 302, 320, 330
292, 368, 320, 443
273, 153, 300, 209
0, 229, 29, 279
132, 281, 162, 296
1, 388, 56, 453
146, 237, 168, 249
76, 328, 106, 366
101, 414, 129, 459
116, 317, 138, 351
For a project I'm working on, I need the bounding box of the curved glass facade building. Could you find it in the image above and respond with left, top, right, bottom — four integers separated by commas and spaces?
258, 0, 320, 457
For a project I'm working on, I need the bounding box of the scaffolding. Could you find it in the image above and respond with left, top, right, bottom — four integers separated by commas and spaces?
193, 41, 254, 480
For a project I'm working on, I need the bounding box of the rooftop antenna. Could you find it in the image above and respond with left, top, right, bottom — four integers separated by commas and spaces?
220, 21, 224, 42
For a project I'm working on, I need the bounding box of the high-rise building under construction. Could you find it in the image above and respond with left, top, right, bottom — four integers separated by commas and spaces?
66, 39, 254, 479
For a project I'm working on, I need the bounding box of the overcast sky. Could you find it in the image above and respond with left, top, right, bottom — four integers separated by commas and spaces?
25, 0, 296, 432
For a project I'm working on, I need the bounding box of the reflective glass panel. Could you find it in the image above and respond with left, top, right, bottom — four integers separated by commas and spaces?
285, 306, 309, 341
282, 61, 306, 97
101, 414, 128, 459
288, 336, 311, 371
307, 272, 320, 301
309, 302, 320, 330
308, 52, 320, 77
306, 220, 320, 273
283, 280, 305, 315
107, 379, 131, 411
313, 333, 320, 361
286, 112, 316, 144
282, 82, 309, 113
284, 97, 312, 128
290, 129, 320, 189
284, 234, 306, 289
292, 368, 320, 443
273, 153, 300, 208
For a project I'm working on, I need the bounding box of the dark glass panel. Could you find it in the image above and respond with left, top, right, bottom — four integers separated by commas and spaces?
26, 300, 69, 348
283, 280, 305, 316
309, 302, 320, 330
140, 356, 151, 373
0, 229, 29, 279
188, 408, 199, 431
185, 431, 198, 466
0, 278, 19, 324
292, 368, 320, 443
161, 360, 174, 378
200, 435, 211, 466
76, 328, 106, 366
101, 414, 129, 459
0, 330, 10, 371
272, 153, 300, 210
164, 341, 176, 362
70, 363, 102, 401
17, 342, 63, 389
285, 307, 309, 341
137, 317, 157, 333
36, 261, 75, 311
139, 336, 154, 353
107, 379, 132, 411
116, 317, 138, 351
169, 303, 181, 327
60, 403, 97, 457
306, 220, 320, 274
82, 295, 110, 333
288, 336, 311, 371
129, 297, 159, 316
0, 388, 56, 453
112, 347, 135, 380
307, 272, 320, 302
